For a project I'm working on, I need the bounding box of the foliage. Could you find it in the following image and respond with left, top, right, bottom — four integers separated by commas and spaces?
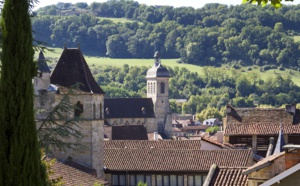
205, 126, 220, 133
33, 3, 300, 68
37, 86, 83, 153
0, 0, 47, 185
137, 181, 147, 186
196, 107, 223, 122
243, 0, 294, 8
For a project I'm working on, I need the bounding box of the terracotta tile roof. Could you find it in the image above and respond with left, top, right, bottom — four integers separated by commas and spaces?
104, 98, 155, 118
111, 125, 148, 140
209, 166, 248, 186
50, 48, 105, 94
104, 140, 202, 150
225, 123, 300, 135
201, 136, 233, 149
46, 158, 107, 186
225, 107, 300, 135
242, 151, 285, 175
182, 125, 209, 131
104, 149, 252, 171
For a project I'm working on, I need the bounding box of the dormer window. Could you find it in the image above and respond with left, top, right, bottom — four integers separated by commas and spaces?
106, 107, 110, 115
74, 101, 83, 117
161, 82, 165, 94
141, 107, 146, 114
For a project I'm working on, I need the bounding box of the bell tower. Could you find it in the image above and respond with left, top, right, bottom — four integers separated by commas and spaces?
146, 51, 172, 137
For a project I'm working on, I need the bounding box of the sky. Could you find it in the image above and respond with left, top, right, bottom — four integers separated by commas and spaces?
34, 0, 299, 10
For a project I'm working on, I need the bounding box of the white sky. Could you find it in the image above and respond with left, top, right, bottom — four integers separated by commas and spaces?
34, 0, 299, 10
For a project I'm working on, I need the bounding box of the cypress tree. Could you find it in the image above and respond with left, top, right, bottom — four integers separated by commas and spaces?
0, 0, 47, 185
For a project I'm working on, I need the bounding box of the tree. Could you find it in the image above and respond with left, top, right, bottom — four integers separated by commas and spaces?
243, 0, 294, 8
0, 0, 47, 185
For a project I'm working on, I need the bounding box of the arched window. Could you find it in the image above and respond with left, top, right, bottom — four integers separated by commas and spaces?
74, 101, 83, 117
93, 103, 96, 119
100, 103, 102, 119
161, 82, 165, 94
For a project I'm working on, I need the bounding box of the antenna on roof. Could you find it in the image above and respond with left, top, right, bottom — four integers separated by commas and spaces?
77, 42, 80, 49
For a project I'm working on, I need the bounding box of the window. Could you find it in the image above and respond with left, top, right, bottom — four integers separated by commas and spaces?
74, 101, 83, 117
161, 82, 165, 94
93, 103, 96, 119
187, 175, 205, 186
156, 175, 184, 186
129, 174, 151, 186
112, 174, 126, 186
100, 103, 102, 119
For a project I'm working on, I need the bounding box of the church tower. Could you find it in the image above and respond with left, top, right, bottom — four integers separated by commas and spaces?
146, 51, 172, 137
33, 51, 51, 95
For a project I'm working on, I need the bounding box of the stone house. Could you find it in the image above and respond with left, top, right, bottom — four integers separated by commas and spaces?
103, 140, 253, 186
242, 145, 300, 186
224, 105, 300, 157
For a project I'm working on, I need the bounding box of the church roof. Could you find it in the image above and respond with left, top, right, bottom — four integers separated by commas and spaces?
50, 47, 104, 94
146, 51, 170, 78
104, 98, 155, 118
37, 51, 51, 73
111, 125, 148, 140
146, 63, 170, 78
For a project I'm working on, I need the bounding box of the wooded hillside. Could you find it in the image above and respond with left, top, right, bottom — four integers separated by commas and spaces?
33, 1, 300, 69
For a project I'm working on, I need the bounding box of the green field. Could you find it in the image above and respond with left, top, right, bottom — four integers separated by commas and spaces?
40, 47, 300, 86
294, 35, 300, 42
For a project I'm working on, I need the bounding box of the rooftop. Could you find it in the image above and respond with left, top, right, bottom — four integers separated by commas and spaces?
104, 149, 252, 172
104, 98, 155, 118
50, 47, 104, 94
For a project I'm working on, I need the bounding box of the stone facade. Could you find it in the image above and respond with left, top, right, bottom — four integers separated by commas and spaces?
34, 49, 105, 178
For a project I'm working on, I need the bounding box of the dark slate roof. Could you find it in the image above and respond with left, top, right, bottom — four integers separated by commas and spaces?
208, 166, 248, 186
111, 125, 148, 140
50, 47, 104, 94
104, 98, 155, 118
146, 63, 170, 78
37, 51, 51, 73
104, 149, 252, 172
146, 51, 170, 78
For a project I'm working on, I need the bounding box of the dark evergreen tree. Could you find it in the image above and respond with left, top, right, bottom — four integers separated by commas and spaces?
0, 0, 47, 185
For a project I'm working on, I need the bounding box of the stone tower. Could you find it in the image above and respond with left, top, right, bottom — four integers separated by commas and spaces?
34, 51, 51, 95
146, 51, 172, 138
35, 46, 105, 178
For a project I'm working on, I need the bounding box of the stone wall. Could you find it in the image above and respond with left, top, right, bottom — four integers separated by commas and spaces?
248, 155, 285, 184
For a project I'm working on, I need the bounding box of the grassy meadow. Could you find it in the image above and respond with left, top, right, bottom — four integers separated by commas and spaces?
40, 47, 300, 86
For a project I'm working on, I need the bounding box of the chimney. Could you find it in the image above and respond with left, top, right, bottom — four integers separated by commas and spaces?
266, 137, 275, 157
154, 132, 158, 141
283, 145, 300, 170
285, 104, 296, 115
105, 108, 110, 115
226, 104, 234, 114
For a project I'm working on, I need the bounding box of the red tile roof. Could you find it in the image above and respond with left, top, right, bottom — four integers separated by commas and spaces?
104, 140, 201, 150
209, 166, 248, 186
224, 107, 300, 135
225, 123, 300, 135
46, 158, 107, 186
201, 136, 233, 149
104, 149, 252, 171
